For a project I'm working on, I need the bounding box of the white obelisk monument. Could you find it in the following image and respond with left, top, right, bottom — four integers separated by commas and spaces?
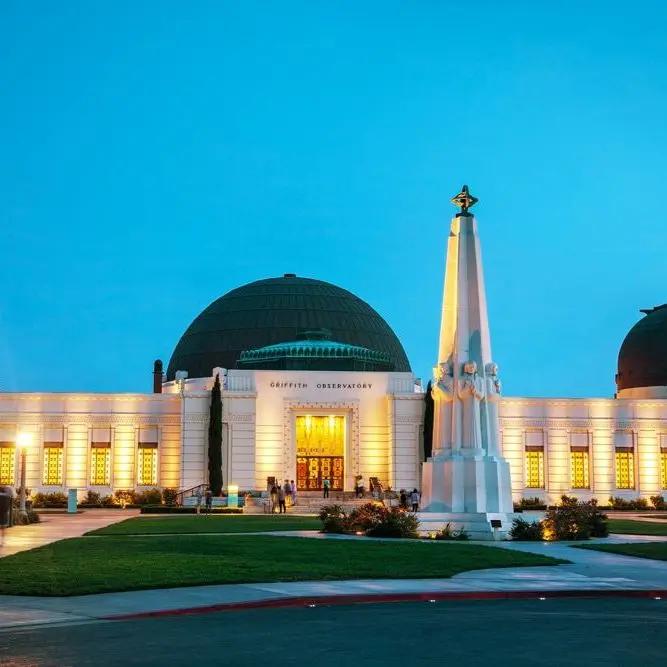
420, 186, 515, 539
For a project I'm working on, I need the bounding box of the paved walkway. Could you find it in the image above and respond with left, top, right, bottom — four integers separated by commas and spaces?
1, 531, 666, 630
0, 509, 138, 557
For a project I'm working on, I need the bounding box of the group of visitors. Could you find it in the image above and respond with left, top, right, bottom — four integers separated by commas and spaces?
399, 488, 421, 512
269, 479, 297, 513
194, 486, 213, 514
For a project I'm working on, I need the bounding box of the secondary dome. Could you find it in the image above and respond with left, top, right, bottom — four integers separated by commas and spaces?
616, 304, 667, 393
166, 274, 410, 379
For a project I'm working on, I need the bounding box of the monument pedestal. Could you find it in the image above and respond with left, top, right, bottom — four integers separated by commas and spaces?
420, 450, 515, 540
420, 189, 516, 542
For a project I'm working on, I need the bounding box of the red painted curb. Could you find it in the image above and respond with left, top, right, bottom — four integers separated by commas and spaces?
106, 589, 667, 621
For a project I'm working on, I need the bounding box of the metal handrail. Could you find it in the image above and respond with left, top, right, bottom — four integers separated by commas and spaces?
175, 483, 208, 506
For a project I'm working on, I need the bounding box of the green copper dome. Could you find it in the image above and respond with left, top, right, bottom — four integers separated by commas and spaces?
166, 275, 410, 379
238, 334, 393, 371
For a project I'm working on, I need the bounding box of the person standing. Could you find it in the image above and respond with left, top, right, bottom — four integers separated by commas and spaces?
410, 488, 420, 512
270, 483, 278, 513
204, 486, 213, 515
355, 475, 364, 499
399, 489, 407, 509
283, 479, 292, 507
290, 479, 297, 507
194, 486, 203, 515
323, 477, 330, 499
277, 484, 287, 514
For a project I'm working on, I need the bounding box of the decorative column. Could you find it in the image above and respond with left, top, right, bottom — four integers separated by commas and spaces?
420, 186, 515, 539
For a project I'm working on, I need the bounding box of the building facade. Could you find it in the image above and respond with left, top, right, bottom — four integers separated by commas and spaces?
1, 224, 666, 504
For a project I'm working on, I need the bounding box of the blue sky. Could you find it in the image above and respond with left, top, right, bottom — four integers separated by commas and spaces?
1, 1, 666, 396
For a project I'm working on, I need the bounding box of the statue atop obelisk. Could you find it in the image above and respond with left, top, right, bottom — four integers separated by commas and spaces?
420, 186, 514, 539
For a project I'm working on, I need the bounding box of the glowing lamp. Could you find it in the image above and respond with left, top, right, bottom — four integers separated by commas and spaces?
16, 432, 33, 449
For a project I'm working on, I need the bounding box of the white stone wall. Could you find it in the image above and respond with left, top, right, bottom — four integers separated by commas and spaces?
0, 392, 181, 497
171, 369, 424, 492
500, 396, 667, 504
0, 369, 424, 496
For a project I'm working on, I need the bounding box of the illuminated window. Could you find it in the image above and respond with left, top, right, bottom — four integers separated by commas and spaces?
138, 444, 158, 486
296, 415, 345, 491
525, 448, 544, 488
615, 449, 635, 489
661, 450, 667, 490
43, 443, 64, 485
0, 443, 15, 485
570, 449, 590, 489
90, 444, 111, 485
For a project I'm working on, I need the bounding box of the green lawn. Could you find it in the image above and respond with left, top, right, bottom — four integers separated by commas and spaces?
88, 515, 321, 536
0, 534, 566, 596
576, 542, 667, 562
608, 519, 667, 536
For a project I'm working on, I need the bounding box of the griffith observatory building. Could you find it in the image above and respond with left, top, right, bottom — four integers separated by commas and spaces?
2, 189, 667, 508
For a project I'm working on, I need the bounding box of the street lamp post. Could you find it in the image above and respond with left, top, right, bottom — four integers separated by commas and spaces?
16, 432, 32, 516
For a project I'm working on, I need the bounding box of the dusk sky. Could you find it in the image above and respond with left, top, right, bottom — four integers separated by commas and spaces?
2, 1, 666, 397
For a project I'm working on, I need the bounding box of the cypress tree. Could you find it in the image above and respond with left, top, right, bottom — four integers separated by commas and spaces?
423, 380, 434, 461
208, 374, 223, 495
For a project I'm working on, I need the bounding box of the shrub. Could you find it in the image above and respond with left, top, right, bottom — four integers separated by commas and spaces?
113, 489, 137, 507
318, 504, 348, 533
367, 508, 419, 538
543, 495, 608, 540
80, 490, 101, 506
162, 488, 178, 506
346, 503, 387, 533
510, 518, 544, 541
432, 522, 470, 540
609, 496, 650, 511
11, 509, 40, 525
513, 497, 547, 511
651, 495, 667, 510
135, 488, 162, 506
318, 502, 420, 538
100, 495, 115, 507
140, 505, 243, 514
31, 492, 67, 508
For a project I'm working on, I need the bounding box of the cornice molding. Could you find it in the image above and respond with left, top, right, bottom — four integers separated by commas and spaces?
500, 417, 667, 430
0, 413, 181, 426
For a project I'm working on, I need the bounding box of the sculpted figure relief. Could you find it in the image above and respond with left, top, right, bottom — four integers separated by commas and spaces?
483, 362, 502, 455
458, 360, 484, 449
431, 362, 455, 454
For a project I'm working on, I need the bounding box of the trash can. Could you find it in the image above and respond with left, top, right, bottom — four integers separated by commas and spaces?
67, 488, 78, 514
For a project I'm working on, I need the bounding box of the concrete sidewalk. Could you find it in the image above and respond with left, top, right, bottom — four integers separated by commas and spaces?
1, 533, 667, 631
0, 509, 138, 557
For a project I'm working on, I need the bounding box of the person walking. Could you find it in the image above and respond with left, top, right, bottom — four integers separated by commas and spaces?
204, 486, 213, 515
410, 488, 420, 512
270, 483, 278, 513
277, 484, 287, 514
283, 479, 292, 508
323, 477, 330, 499
399, 489, 408, 509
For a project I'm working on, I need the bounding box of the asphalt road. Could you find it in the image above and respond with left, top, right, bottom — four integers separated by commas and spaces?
1, 598, 666, 666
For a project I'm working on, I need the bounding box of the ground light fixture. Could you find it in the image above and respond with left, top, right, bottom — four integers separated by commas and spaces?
16, 431, 33, 516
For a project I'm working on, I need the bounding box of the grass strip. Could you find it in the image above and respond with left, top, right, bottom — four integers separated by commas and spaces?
608, 519, 667, 536
575, 542, 667, 562
0, 534, 566, 596
88, 515, 321, 536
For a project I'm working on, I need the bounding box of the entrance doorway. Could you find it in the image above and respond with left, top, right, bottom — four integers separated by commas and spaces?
295, 415, 345, 491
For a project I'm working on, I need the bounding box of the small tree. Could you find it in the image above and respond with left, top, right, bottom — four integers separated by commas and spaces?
423, 381, 434, 461
208, 374, 223, 495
